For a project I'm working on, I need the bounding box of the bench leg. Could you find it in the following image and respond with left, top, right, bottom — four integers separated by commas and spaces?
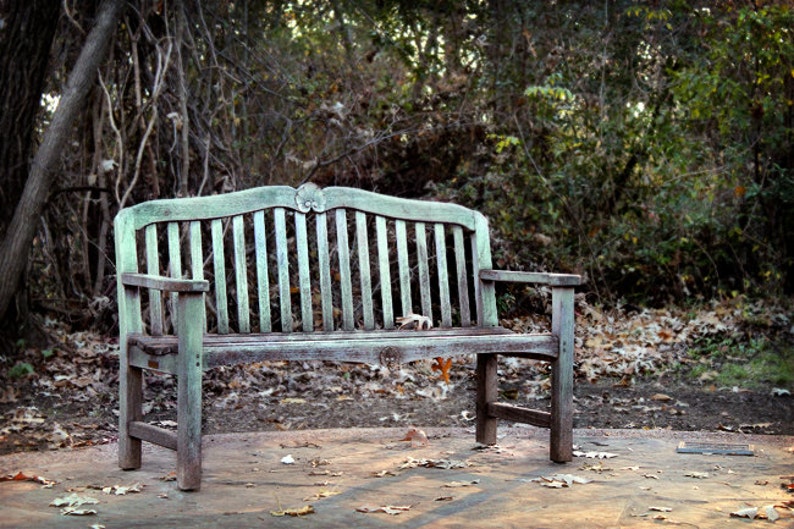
475, 353, 498, 445
550, 286, 575, 462
119, 360, 143, 470
176, 293, 204, 491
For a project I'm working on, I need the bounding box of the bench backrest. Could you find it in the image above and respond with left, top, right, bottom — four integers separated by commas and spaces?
115, 183, 499, 336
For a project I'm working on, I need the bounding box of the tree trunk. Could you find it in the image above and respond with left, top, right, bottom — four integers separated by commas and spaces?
0, 0, 125, 324
0, 0, 61, 230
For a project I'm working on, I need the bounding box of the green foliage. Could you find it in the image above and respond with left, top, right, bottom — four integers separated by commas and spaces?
433, 1, 794, 306
8, 362, 34, 379
687, 335, 794, 389
16, 0, 794, 334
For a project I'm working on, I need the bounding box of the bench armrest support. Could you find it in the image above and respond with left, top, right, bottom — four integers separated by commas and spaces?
121, 273, 210, 293
479, 270, 582, 287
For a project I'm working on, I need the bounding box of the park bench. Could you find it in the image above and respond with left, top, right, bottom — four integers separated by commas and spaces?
114, 183, 581, 490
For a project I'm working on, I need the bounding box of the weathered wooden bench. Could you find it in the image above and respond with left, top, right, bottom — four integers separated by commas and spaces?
114, 183, 581, 490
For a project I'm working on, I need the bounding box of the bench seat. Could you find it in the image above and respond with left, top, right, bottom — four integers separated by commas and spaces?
128, 327, 557, 371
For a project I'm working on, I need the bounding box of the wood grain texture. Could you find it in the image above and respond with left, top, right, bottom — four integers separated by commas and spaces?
295, 212, 313, 331
145, 224, 163, 335
121, 273, 209, 292
316, 212, 334, 331
176, 292, 205, 490
376, 216, 394, 329
274, 208, 291, 332
395, 220, 412, 317
356, 212, 375, 330
253, 211, 271, 332
452, 226, 471, 326
480, 269, 582, 286
550, 286, 575, 462
434, 223, 452, 327
166, 222, 182, 330
232, 215, 250, 333
211, 219, 229, 334
336, 209, 355, 331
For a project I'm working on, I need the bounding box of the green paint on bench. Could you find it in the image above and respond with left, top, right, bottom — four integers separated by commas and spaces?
114, 183, 581, 491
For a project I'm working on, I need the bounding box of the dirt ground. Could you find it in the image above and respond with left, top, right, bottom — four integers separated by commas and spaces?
2, 299, 792, 456
2, 357, 792, 457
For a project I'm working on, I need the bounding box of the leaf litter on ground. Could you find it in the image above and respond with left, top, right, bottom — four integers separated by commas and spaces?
2, 297, 792, 457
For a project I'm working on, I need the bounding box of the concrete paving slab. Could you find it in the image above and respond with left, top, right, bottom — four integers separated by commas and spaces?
1, 426, 792, 528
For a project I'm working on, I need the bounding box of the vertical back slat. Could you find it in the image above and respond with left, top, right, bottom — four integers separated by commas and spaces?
395, 220, 412, 316
211, 219, 229, 334
335, 209, 355, 331
295, 212, 313, 331
473, 213, 497, 326
274, 208, 292, 332
188, 221, 206, 332
452, 225, 471, 326
232, 215, 250, 333
145, 224, 163, 335
316, 213, 334, 331
434, 223, 452, 327
167, 222, 182, 331
375, 216, 394, 329
356, 212, 375, 330
253, 211, 272, 332
415, 222, 432, 321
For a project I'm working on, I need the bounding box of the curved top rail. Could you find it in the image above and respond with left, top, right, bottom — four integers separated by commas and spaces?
116, 183, 484, 231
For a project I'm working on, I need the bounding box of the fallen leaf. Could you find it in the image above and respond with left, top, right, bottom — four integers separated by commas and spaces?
303, 490, 341, 501
396, 313, 433, 330
580, 461, 611, 473
270, 505, 315, 517
739, 422, 772, 430
50, 493, 100, 508
532, 473, 592, 487
357, 505, 412, 515
309, 457, 331, 467
573, 450, 618, 459
650, 393, 673, 402
400, 428, 429, 447
399, 457, 469, 470
102, 482, 143, 495
431, 357, 453, 384
763, 505, 780, 522
730, 507, 758, 519
61, 507, 98, 516
0, 471, 56, 486
443, 479, 480, 488
280, 397, 306, 404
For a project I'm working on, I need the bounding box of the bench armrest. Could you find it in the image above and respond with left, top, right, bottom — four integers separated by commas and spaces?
121, 272, 210, 293
479, 270, 582, 287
